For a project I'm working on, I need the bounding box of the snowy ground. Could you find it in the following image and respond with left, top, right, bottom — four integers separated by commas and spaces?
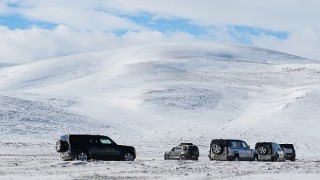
0, 143, 319, 179
1, 42, 320, 179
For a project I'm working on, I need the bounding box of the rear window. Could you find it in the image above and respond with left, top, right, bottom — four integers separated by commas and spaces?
59, 135, 68, 141
255, 143, 271, 149
280, 144, 294, 149
210, 140, 227, 147
189, 146, 199, 152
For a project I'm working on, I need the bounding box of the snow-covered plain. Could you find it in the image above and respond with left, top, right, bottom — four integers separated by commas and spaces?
1, 42, 320, 179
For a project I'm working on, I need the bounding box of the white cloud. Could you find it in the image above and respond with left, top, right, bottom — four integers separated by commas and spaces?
1, 0, 320, 63
0, 25, 198, 64
108, 0, 320, 31
251, 27, 320, 61
7, 0, 320, 31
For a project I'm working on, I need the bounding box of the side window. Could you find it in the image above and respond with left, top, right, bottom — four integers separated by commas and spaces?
100, 137, 112, 145
235, 141, 243, 148
89, 137, 99, 144
230, 141, 237, 147
241, 142, 249, 148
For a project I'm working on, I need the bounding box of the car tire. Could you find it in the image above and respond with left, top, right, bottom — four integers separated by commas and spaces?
273, 155, 279, 162
76, 151, 89, 161
234, 155, 239, 161
257, 146, 268, 155
164, 155, 168, 160
291, 157, 296, 161
179, 155, 186, 160
211, 144, 223, 154
123, 152, 134, 161
55, 140, 68, 152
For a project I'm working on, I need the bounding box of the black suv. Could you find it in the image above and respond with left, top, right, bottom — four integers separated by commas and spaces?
280, 144, 296, 161
208, 139, 257, 161
255, 142, 285, 162
55, 134, 136, 161
164, 143, 199, 160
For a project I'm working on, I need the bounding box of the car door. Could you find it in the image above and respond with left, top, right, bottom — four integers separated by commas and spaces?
95, 136, 122, 160
276, 144, 285, 161
175, 146, 183, 159
239, 141, 254, 160
168, 148, 176, 159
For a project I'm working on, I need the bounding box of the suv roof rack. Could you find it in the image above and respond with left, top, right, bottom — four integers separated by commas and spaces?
179, 143, 194, 146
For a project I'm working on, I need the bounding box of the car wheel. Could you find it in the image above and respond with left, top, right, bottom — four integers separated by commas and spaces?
179, 155, 186, 160
211, 144, 223, 154
76, 152, 89, 161
123, 152, 134, 161
55, 140, 62, 152
55, 140, 67, 152
291, 157, 296, 161
164, 155, 168, 160
234, 156, 239, 161
257, 146, 268, 155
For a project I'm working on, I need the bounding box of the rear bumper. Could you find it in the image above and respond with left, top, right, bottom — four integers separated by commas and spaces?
209, 154, 233, 161
285, 154, 295, 159
59, 151, 75, 160
257, 155, 273, 161
187, 155, 199, 160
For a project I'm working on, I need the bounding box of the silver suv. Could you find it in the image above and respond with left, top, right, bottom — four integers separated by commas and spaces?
255, 142, 285, 161
164, 143, 199, 160
208, 139, 257, 161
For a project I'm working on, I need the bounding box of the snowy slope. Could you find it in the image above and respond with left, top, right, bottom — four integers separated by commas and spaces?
1, 42, 320, 179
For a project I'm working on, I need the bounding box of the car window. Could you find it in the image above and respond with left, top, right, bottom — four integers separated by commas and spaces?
230, 141, 243, 148
100, 137, 112, 144
241, 142, 249, 148
89, 137, 100, 144
230, 141, 237, 147
60, 135, 68, 141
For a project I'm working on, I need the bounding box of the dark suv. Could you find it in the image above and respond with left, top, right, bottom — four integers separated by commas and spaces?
280, 144, 296, 161
55, 134, 136, 161
255, 142, 285, 162
164, 143, 199, 160
208, 139, 257, 161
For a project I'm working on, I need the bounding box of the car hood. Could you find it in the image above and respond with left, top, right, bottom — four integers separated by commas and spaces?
118, 145, 135, 150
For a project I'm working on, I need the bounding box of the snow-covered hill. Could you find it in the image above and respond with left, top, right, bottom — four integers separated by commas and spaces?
1, 42, 320, 179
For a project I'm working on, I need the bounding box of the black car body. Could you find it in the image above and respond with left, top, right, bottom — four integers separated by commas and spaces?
280, 144, 296, 161
55, 134, 136, 161
255, 142, 285, 162
164, 143, 199, 160
208, 139, 257, 161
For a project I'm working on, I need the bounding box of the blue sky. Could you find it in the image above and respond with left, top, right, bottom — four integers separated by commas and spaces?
0, 0, 319, 63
